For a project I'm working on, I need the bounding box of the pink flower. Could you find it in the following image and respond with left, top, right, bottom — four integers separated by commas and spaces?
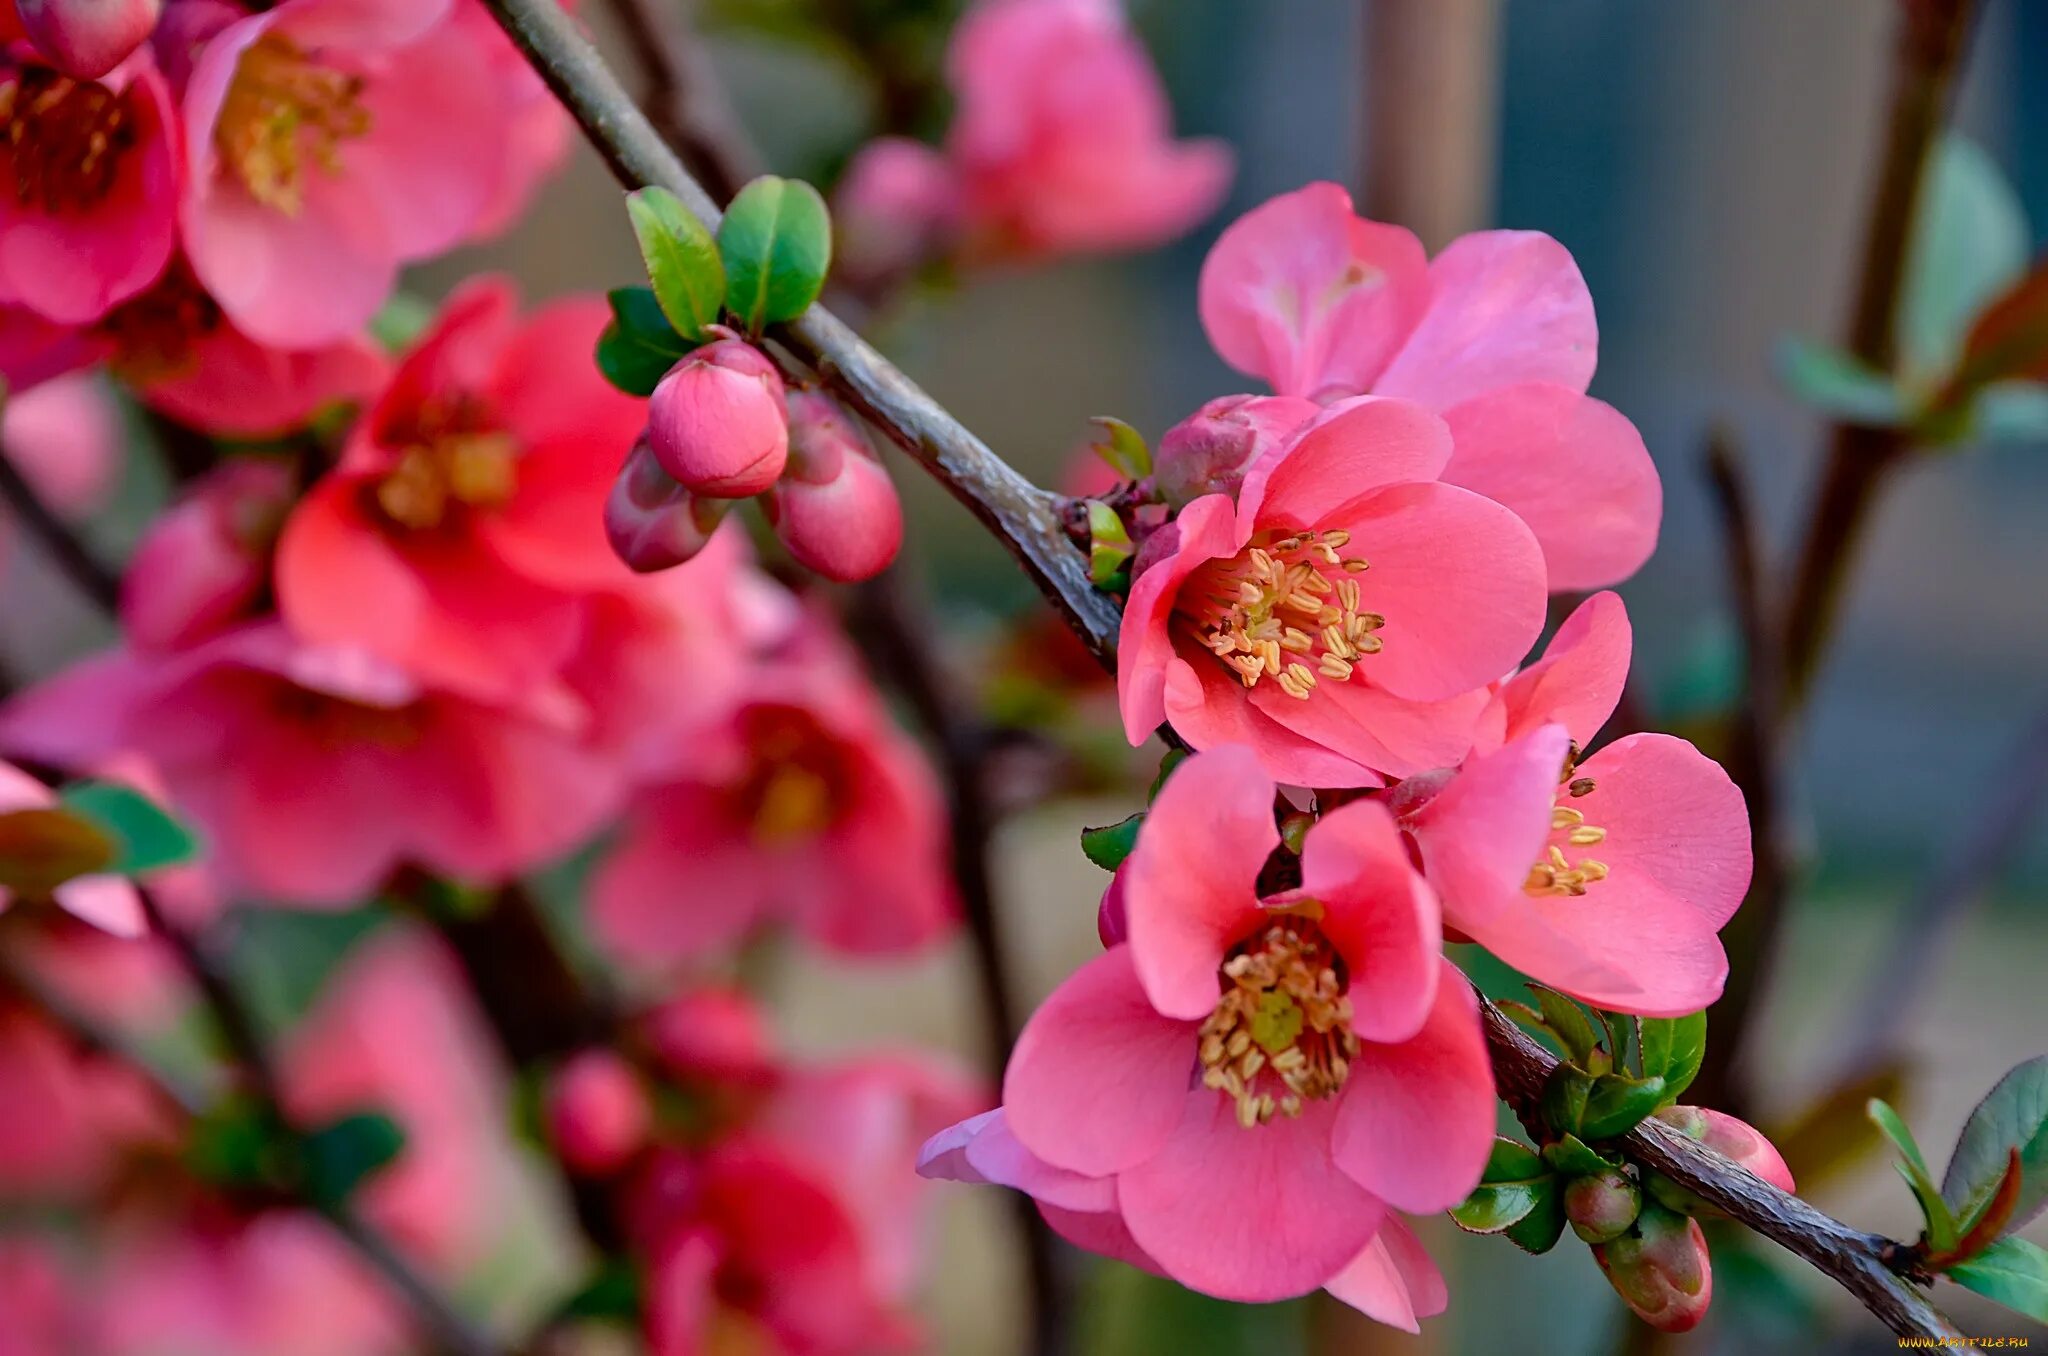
546, 1048, 651, 1177
763, 388, 904, 582
1396, 595, 1751, 1016
0, 1002, 175, 1197
0, 1236, 78, 1356
276, 278, 646, 703
834, 136, 960, 288
645, 335, 787, 496
926, 746, 1493, 1302
0, 46, 178, 322
283, 927, 514, 1269
0, 757, 145, 935
644, 985, 781, 1089
0, 623, 624, 906
1199, 182, 1660, 590
589, 619, 955, 966
1118, 396, 1546, 785
178, 0, 557, 346
943, 0, 1232, 259
15, 0, 160, 79
121, 458, 293, 651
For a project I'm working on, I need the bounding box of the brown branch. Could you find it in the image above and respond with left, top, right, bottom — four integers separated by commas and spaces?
1479, 999, 1974, 1347
0, 434, 122, 613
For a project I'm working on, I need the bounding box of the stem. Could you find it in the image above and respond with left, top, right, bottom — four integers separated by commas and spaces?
1358, 0, 1501, 251
0, 435, 121, 613
600, 0, 758, 200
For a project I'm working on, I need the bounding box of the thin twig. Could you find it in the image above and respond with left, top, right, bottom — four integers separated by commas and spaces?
601, 0, 759, 200
0, 436, 121, 613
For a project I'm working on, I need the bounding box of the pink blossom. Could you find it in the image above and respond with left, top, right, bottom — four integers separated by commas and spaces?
0, 757, 145, 935
764, 388, 904, 582
283, 927, 513, 1269
645, 336, 787, 497
0, 46, 178, 322
178, 0, 560, 346
943, 0, 1231, 259
276, 278, 646, 703
926, 746, 1492, 1303
1118, 396, 1546, 785
0, 1002, 175, 1197
0, 1236, 78, 1356
546, 1048, 651, 1177
1199, 182, 1660, 589
1396, 597, 1751, 1016
121, 458, 293, 651
15, 0, 160, 79
0, 623, 624, 906
590, 619, 955, 966
643, 985, 781, 1089
834, 136, 960, 288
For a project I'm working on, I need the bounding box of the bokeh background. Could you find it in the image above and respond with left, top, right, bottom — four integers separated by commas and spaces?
5, 2, 2044, 1352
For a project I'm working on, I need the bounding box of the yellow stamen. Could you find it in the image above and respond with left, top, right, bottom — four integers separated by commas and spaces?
216, 35, 371, 214
1196, 914, 1360, 1129
1183, 529, 1381, 700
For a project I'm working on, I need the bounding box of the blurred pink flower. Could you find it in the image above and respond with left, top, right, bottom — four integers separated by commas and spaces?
0, 1003, 175, 1198
121, 458, 293, 651
14, 0, 160, 79
643, 984, 781, 1090
283, 927, 513, 1269
1118, 397, 1545, 785
944, 0, 1231, 260
928, 746, 1492, 1303
0, 1236, 82, 1356
0, 47, 178, 323
1199, 182, 1660, 589
0, 757, 145, 935
546, 1048, 651, 1178
277, 278, 646, 703
834, 136, 960, 288
0, 623, 624, 905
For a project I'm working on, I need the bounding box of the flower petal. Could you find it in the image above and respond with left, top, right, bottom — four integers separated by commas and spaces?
1162, 652, 1385, 789
1117, 494, 1241, 744
1237, 396, 1453, 529
1301, 798, 1440, 1043
1495, 591, 1632, 750
1322, 1217, 1447, 1332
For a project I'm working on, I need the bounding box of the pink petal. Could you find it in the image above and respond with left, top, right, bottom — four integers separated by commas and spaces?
1572, 734, 1750, 931
1329, 481, 1547, 701
1330, 960, 1493, 1214
916, 1109, 1116, 1213
1001, 947, 1196, 1178
1236, 396, 1453, 529
1039, 1202, 1163, 1276
587, 784, 774, 966
1300, 798, 1440, 1043
1373, 230, 1598, 411
1467, 895, 1727, 1018
1442, 384, 1660, 591
1161, 651, 1385, 789
1198, 182, 1429, 400
1124, 745, 1276, 1020
50, 877, 146, 938
1116, 494, 1242, 744
1249, 657, 1494, 779
1323, 1217, 1447, 1332
1495, 591, 1632, 750
1406, 723, 1571, 933
273, 479, 430, 665
1118, 1090, 1385, 1302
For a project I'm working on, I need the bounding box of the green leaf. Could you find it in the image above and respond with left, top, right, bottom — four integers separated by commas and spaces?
59, 782, 199, 875
554, 1258, 643, 1323
1089, 417, 1152, 479
1481, 1137, 1548, 1183
627, 187, 726, 341
1579, 1073, 1668, 1140
1451, 1175, 1550, 1234
1900, 134, 2030, 383
1087, 501, 1133, 587
1502, 1182, 1569, 1254
717, 176, 832, 334
1146, 749, 1187, 803
1530, 984, 1601, 1066
596, 287, 691, 396
300, 1111, 405, 1209
1080, 813, 1143, 872
1947, 1234, 2048, 1323
1776, 338, 1907, 426
368, 292, 434, 353
1870, 1097, 1959, 1253
1637, 1011, 1708, 1105
1544, 1133, 1620, 1178
1600, 1010, 1638, 1076
1540, 1066, 1593, 1138
0, 806, 118, 893
1941, 1054, 2048, 1233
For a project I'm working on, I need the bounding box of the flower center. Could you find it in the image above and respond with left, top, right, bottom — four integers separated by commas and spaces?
730, 708, 846, 847
1182, 530, 1381, 699
1524, 774, 1611, 897
1, 68, 138, 213
99, 264, 226, 382
1197, 912, 1359, 1128
370, 401, 519, 532
215, 35, 371, 215
274, 686, 423, 751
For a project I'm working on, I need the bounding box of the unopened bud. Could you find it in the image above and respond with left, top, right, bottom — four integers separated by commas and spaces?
1652, 1105, 1795, 1200
1152, 394, 1318, 507
1593, 1204, 1713, 1332
644, 987, 780, 1088
1565, 1168, 1642, 1244
16, 0, 161, 79
645, 337, 788, 497
1096, 866, 1128, 949
545, 1049, 650, 1177
122, 459, 291, 650
764, 411, 904, 583
604, 438, 730, 572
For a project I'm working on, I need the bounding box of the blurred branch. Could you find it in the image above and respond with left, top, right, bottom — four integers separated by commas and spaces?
1358, 0, 1500, 250
0, 434, 121, 613
1479, 997, 1975, 1347
601, 0, 759, 200
0, 942, 208, 1116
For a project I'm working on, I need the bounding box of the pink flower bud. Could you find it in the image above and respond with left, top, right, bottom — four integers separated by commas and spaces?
764, 410, 904, 583
835, 137, 961, 288
1654, 1105, 1795, 1194
545, 1049, 650, 1177
1152, 394, 1317, 507
120, 460, 291, 651
15, 0, 161, 79
645, 338, 788, 497
1593, 1205, 1713, 1333
644, 987, 780, 1088
1565, 1167, 1642, 1244
1096, 866, 1128, 948
604, 438, 732, 572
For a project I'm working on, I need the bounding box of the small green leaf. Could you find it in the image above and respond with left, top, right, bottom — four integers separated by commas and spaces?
1080, 813, 1143, 872
1580, 1074, 1668, 1140
1087, 501, 1133, 588
1947, 1234, 2048, 1323
1776, 338, 1907, 426
300, 1111, 405, 1209
1451, 1176, 1550, 1234
1637, 1011, 1707, 1105
0, 807, 118, 893
718, 176, 832, 334
1481, 1137, 1548, 1183
1146, 749, 1187, 803
596, 287, 692, 396
1502, 1182, 1569, 1254
1544, 1133, 1620, 1178
1600, 1010, 1638, 1076
1541, 1066, 1593, 1138
1869, 1097, 1960, 1253
59, 782, 199, 875
1529, 984, 1601, 1066
627, 187, 726, 341
1089, 417, 1151, 480
1900, 134, 2030, 384
1940, 1054, 2048, 1234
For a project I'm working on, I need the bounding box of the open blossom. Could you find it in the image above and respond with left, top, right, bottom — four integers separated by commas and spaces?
590, 618, 955, 966
0, 623, 623, 906
179, 0, 565, 346
923, 746, 1493, 1305
0, 758, 145, 936
277, 277, 645, 703
0, 45, 178, 322
1119, 396, 1546, 785
943, 0, 1231, 259
1200, 182, 1660, 590
1395, 594, 1751, 1016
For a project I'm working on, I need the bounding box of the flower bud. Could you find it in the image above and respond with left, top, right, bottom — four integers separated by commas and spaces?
644, 987, 780, 1088
545, 1049, 651, 1177
15, 0, 161, 79
834, 137, 961, 289
764, 405, 903, 582
1095, 866, 1128, 949
645, 338, 788, 497
121, 460, 291, 651
1152, 394, 1318, 507
604, 438, 731, 572
1653, 1105, 1796, 1196
1566, 1168, 1642, 1244
1593, 1204, 1713, 1332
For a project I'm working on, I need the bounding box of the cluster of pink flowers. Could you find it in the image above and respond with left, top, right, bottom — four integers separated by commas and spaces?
919, 182, 1755, 1326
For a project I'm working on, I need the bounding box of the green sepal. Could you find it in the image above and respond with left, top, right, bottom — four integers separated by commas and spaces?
1080, 813, 1144, 872
1089, 416, 1151, 480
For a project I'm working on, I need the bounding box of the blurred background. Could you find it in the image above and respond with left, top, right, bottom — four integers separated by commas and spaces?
4, 1, 2045, 1352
